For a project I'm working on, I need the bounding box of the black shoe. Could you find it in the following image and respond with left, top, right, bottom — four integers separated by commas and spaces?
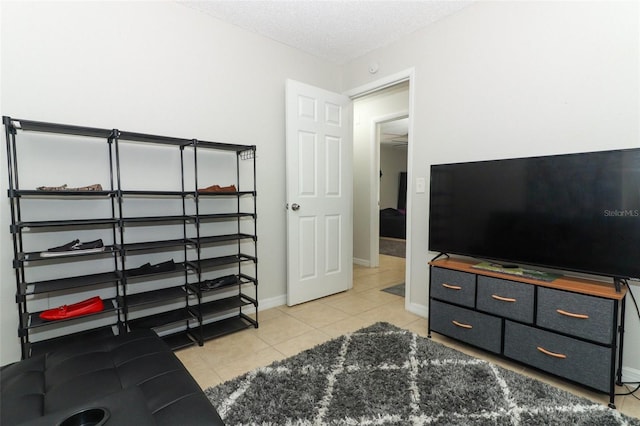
127, 262, 151, 276
41, 239, 105, 257
200, 274, 238, 291
127, 259, 176, 277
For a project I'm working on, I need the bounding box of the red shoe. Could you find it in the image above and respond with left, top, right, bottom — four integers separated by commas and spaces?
39, 296, 104, 321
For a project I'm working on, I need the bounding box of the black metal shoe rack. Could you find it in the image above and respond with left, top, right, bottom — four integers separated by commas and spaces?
4, 116, 258, 359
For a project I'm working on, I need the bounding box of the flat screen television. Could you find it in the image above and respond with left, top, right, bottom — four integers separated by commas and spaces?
428, 148, 640, 280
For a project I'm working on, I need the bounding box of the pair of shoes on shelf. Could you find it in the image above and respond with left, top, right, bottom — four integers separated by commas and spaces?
200, 274, 238, 291
36, 183, 103, 191
127, 259, 176, 277
197, 184, 237, 193
39, 296, 104, 321
40, 239, 105, 257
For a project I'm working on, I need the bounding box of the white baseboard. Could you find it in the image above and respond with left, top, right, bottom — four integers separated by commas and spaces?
259, 294, 287, 310
241, 294, 287, 315
406, 302, 427, 318
621, 366, 640, 384
257, 294, 428, 319
353, 258, 370, 267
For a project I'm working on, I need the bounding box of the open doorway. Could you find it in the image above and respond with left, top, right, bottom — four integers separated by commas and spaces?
350, 77, 411, 305
377, 117, 408, 297
379, 117, 408, 254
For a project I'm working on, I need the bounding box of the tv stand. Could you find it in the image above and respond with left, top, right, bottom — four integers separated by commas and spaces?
430, 252, 449, 263
614, 278, 625, 294
428, 257, 626, 409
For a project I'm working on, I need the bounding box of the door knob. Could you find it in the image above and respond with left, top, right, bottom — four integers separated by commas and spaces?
291, 203, 300, 211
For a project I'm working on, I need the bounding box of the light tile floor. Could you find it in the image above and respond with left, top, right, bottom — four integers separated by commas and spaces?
176, 254, 640, 419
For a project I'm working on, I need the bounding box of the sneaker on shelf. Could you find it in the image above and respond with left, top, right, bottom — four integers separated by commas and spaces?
200, 274, 238, 291
39, 296, 104, 321
40, 239, 105, 257
36, 183, 68, 191
36, 183, 103, 191
127, 259, 176, 277
68, 183, 103, 191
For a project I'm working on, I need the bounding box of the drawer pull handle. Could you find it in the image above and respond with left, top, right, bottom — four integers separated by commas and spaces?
452, 320, 473, 329
556, 309, 589, 320
442, 283, 462, 291
491, 294, 516, 303
536, 346, 567, 359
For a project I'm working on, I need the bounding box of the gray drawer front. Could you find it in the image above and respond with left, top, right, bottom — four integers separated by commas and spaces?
430, 300, 502, 354
430, 267, 476, 307
477, 276, 534, 323
537, 287, 614, 344
504, 321, 611, 392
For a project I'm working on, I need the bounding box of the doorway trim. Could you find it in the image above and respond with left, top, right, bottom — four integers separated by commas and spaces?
344, 67, 416, 313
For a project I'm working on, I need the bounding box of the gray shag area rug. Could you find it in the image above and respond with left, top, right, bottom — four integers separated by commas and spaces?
205, 322, 639, 425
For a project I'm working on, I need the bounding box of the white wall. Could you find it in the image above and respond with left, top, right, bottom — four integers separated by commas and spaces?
343, 1, 640, 375
0, 1, 341, 364
353, 84, 409, 264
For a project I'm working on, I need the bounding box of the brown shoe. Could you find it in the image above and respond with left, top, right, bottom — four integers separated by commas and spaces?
217, 184, 237, 192
198, 184, 222, 192
198, 184, 236, 193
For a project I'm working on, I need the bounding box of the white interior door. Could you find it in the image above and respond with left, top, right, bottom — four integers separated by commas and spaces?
286, 79, 353, 306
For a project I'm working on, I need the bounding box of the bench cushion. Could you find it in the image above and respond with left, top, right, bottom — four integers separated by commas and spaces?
1, 330, 223, 425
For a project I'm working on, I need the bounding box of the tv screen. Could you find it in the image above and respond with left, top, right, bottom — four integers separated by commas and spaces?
429, 148, 640, 280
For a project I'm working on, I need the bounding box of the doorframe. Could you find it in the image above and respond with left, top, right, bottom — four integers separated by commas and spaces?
369, 111, 409, 268
344, 68, 415, 312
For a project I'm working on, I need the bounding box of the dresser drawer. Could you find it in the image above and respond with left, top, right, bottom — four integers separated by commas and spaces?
504, 321, 611, 392
477, 276, 534, 323
537, 287, 614, 344
430, 300, 502, 353
430, 267, 476, 307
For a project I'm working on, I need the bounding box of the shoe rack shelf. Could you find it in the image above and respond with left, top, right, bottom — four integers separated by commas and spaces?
20, 245, 121, 262
4, 116, 258, 359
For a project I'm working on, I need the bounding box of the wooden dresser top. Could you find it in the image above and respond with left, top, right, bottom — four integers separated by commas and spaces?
430, 257, 626, 300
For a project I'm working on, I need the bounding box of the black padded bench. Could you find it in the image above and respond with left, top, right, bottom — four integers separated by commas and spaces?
1, 330, 224, 425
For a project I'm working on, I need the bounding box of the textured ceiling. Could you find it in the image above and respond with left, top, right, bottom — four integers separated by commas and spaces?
180, 1, 473, 64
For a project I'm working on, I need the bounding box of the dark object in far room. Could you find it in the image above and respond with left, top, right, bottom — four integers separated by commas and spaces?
379, 171, 407, 239
380, 208, 406, 239
379, 237, 406, 258
397, 172, 407, 210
